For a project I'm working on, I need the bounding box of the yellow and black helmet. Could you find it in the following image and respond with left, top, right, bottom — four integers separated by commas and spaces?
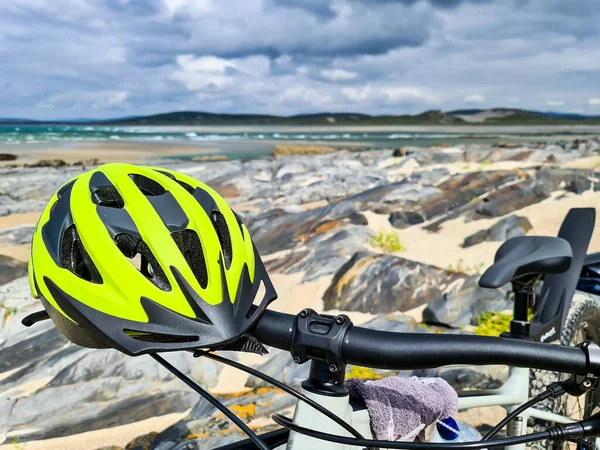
28, 163, 277, 355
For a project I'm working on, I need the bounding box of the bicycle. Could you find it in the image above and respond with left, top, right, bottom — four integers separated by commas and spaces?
21, 163, 600, 450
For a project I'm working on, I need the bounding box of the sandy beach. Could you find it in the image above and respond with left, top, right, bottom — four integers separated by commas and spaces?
0, 141, 213, 167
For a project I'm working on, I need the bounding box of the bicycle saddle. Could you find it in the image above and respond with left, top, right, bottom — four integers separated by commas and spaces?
479, 236, 573, 289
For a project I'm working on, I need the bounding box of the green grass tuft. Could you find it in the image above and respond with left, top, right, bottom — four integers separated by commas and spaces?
446, 259, 484, 275
370, 230, 407, 253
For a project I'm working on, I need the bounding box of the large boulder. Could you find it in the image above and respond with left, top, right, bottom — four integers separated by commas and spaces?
323, 251, 465, 314
474, 179, 550, 219
422, 277, 511, 328
415, 170, 521, 223
265, 225, 374, 282
249, 182, 409, 254
462, 215, 533, 248
389, 211, 425, 229
536, 168, 594, 194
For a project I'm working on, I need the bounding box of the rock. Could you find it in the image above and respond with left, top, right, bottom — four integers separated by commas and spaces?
474, 179, 550, 218
360, 312, 422, 333
0, 153, 17, 161
125, 431, 158, 449
265, 226, 374, 282
275, 162, 308, 179
462, 229, 488, 248
152, 387, 294, 450
25, 159, 68, 168
0, 306, 222, 443
0, 255, 27, 285
393, 147, 414, 157
462, 215, 533, 248
422, 277, 511, 328
249, 182, 408, 254
0, 225, 35, 245
191, 155, 229, 162
245, 349, 309, 388
389, 211, 425, 229
411, 365, 509, 391
214, 183, 239, 198
272, 145, 336, 156
416, 170, 521, 223
536, 168, 593, 194
71, 158, 101, 167
409, 168, 450, 186
323, 251, 466, 314
252, 169, 272, 182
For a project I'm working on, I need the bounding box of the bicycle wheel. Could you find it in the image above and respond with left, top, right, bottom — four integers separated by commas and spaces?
529, 293, 600, 450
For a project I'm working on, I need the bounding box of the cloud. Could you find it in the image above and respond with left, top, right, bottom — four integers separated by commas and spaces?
321, 69, 358, 82
1, 0, 600, 118
384, 87, 439, 105
342, 86, 373, 101
463, 94, 486, 104
546, 100, 565, 107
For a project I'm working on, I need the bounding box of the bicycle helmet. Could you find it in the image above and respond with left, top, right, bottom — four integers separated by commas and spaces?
28, 163, 277, 356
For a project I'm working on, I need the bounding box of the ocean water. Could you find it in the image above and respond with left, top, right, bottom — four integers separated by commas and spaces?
0, 124, 562, 159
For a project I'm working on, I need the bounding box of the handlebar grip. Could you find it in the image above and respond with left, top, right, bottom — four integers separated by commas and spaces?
343, 327, 588, 373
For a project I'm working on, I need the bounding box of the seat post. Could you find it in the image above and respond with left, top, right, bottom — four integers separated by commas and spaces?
510, 286, 533, 338
506, 275, 541, 340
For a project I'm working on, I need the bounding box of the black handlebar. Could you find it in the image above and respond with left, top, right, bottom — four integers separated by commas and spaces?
251, 309, 595, 375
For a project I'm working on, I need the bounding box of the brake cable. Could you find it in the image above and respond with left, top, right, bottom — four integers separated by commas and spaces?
150, 353, 271, 450
272, 413, 550, 449
483, 381, 567, 440
194, 350, 378, 450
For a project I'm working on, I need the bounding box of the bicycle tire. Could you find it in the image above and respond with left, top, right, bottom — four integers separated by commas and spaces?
529, 293, 600, 450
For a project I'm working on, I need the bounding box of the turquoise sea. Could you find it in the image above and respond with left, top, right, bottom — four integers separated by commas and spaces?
1, 125, 595, 160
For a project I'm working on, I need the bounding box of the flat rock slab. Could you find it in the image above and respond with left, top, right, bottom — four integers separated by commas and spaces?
0, 255, 27, 285
323, 251, 466, 314
463, 214, 533, 248
0, 225, 35, 245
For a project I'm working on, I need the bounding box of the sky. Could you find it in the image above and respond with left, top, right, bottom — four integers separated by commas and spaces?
1, 0, 600, 120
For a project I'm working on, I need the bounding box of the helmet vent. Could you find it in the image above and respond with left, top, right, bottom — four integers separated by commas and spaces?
60, 225, 103, 283
175, 179, 195, 195
114, 233, 171, 291
212, 211, 233, 269
171, 229, 208, 289
129, 174, 166, 196
124, 329, 199, 344
91, 186, 124, 209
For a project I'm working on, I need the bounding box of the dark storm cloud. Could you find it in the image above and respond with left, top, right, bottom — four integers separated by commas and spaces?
0, 0, 599, 119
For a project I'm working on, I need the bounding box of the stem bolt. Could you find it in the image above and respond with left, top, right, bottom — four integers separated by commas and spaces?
583, 378, 593, 388
335, 316, 344, 324
293, 356, 301, 364
299, 309, 309, 318
329, 364, 338, 372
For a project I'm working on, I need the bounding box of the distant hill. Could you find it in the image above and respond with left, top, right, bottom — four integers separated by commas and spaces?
98, 109, 467, 126
2, 108, 600, 126
447, 108, 600, 125
0, 118, 39, 124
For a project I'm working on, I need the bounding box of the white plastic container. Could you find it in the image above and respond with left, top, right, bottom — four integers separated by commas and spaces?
430, 417, 486, 446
